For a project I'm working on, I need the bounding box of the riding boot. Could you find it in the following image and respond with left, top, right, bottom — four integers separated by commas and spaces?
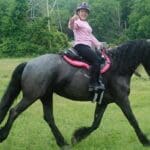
98, 74, 105, 90
89, 76, 105, 92
89, 63, 105, 92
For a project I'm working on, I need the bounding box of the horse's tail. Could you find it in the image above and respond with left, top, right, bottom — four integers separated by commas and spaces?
0, 62, 27, 124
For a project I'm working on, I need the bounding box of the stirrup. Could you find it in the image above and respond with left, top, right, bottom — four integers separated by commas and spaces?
92, 90, 104, 104
88, 83, 105, 92
98, 82, 105, 90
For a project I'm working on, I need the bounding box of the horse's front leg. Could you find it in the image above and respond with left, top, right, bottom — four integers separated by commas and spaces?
116, 98, 150, 146
72, 101, 107, 145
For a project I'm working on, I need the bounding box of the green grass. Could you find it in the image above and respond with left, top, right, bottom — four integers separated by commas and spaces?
0, 59, 150, 150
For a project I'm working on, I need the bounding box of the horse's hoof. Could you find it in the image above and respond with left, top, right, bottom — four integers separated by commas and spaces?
143, 141, 150, 147
0, 129, 6, 143
71, 136, 78, 145
140, 135, 150, 147
60, 145, 71, 150
143, 142, 150, 147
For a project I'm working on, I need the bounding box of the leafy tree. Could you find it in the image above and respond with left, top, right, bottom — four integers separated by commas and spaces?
0, 0, 69, 57
89, 0, 122, 42
118, 0, 134, 28
0, 0, 150, 57
0, 0, 14, 42
127, 0, 150, 39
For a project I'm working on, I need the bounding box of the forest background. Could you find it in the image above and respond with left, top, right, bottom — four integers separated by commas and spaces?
0, 0, 149, 57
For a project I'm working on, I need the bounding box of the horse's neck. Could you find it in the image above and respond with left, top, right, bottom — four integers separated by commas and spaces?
110, 43, 142, 76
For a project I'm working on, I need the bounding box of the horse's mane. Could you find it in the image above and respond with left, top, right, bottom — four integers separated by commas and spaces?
108, 40, 147, 75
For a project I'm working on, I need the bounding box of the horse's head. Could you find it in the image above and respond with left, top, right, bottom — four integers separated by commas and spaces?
142, 39, 150, 76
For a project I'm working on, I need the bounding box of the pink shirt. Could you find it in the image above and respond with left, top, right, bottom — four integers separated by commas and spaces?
69, 19, 101, 48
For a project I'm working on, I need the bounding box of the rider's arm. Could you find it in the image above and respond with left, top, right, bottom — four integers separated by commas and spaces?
91, 34, 103, 49
68, 15, 79, 30
68, 19, 75, 30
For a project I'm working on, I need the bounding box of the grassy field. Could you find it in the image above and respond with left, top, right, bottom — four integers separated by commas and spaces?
0, 58, 150, 150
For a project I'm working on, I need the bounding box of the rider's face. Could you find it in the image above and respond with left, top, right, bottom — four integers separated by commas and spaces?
77, 9, 89, 21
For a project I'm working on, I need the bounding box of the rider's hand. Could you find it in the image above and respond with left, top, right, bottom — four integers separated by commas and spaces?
68, 14, 79, 30
70, 14, 79, 21
97, 42, 104, 50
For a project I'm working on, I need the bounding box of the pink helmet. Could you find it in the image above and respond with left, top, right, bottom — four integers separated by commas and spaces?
76, 2, 90, 14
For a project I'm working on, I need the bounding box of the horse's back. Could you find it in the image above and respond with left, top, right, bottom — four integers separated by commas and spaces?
27, 53, 60, 66
23, 53, 61, 74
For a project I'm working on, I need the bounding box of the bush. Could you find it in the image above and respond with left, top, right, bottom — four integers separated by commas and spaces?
0, 18, 69, 57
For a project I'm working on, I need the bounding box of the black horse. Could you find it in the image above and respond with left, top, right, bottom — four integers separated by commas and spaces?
0, 39, 150, 149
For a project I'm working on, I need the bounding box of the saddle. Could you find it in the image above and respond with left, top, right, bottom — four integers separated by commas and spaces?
63, 48, 111, 74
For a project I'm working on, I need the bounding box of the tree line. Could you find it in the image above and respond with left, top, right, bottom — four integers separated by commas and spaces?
0, 0, 149, 57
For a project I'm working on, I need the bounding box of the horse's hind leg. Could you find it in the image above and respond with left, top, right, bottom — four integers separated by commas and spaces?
117, 98, 150, 146
0, 96, 36, 142
40, 93, 70, 149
